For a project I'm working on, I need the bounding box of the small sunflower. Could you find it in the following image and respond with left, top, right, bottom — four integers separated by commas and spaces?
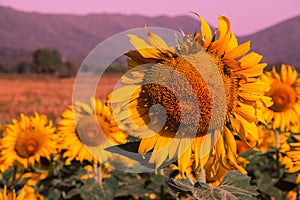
280, 130, 300, 174
286, 190, 297, 200
257, 124, 276, 153
0, 140, 11, 172
0, 113, 57, 168
21, 185, 44, 200
261, 64, 300, 131
58, 98, 128, 165
0, 186, 25, 200
21, 171, 48, 186
81, 164, 112, 180
109, 14, 271, 179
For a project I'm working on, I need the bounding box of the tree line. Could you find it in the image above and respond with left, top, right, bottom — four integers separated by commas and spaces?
0, 48, 77, 78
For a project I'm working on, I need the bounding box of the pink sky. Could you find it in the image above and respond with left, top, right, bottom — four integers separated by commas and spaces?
1, 0, 300, 36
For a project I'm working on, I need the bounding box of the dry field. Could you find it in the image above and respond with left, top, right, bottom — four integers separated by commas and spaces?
0, 73, 122, 125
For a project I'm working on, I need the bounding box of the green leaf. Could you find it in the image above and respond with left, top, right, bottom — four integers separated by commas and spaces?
167, 178, 194, 193
256, 174, 285, 200
115, 171, 175, 199
65, 188, 81, 199
105, 143, 176, 170
80, 176, 118, 200
168, 171, 258, 200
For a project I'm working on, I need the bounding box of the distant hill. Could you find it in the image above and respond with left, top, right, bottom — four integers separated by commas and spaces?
239, 15, 300, 68
0, 6, 200, 70
0, 6, 299, 70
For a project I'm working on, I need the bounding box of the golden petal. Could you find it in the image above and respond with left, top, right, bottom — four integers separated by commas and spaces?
200, 16, 213, 48
225, 41, 250, 61
217, 16, 230, 38
239, 52, 263, 69
127, 34, 162, 58
138, 134, 159, 153
236, 63, 266, 77
145, 27, 169, 50
178, 142, 192, 175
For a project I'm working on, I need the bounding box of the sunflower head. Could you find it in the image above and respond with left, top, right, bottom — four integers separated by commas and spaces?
58, 98, 128, 165
0, 113, 57, 168
279, 130, 300, 174
21, 171, 48, 186
257, 124, 276, 153
261, 64, 300, 131
108, 14, 271, 178
21, 185, 44, 200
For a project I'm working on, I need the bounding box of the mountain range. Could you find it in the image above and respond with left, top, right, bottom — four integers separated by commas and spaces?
0, 6, 299, 70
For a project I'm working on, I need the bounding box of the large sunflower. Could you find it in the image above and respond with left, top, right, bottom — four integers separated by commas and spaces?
0, 113, 57, 168
58, 98, 128, 165
261, 64, 300, 131
109, 15, 271, 180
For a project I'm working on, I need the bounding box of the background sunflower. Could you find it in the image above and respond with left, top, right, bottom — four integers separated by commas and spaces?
0, 186, 25, 200
58, 98, 128, 165
261, 64, 300, 131
0, 113, 57, 168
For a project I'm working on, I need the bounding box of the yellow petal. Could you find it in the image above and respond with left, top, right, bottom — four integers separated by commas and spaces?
280, 64, 288, 82
217, 16, 230, 38
145, 27, 169, 50
200, 16, 213, 48
227, 31, 238, 51
226, 41, 250, 60
236, 63, 266, 77
178, 141, 192, 175
138, 134, 159, 153
238, 52, 263, 69
109, 85, 141, 103
286, 65, 297, 84
127, 34, 161, 58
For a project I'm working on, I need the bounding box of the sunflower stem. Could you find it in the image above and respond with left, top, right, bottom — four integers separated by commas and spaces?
297, 184, 300, 200
275, 129, 280, 178
160, 185, 164, 199
12, 165, 17, 186
94, 164, 104, 193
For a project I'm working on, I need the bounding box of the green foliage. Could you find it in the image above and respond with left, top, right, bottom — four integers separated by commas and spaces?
114, 170, 176, 200
58, 61, 76, 78
32, 48, 63, 74
0, 47, 32, 72
241, 149, 299, 200
17, 61, 32, 74
168, 171, 258, 200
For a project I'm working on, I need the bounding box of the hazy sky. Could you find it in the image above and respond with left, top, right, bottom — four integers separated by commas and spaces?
1, 0, 300, 35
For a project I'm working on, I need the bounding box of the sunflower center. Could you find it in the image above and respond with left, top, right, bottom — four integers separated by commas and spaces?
76, 115, 105, 146
267, 82, 296, 112
26, 140, 38, 154
129, 50, 233, 138
14, 130, 42, 158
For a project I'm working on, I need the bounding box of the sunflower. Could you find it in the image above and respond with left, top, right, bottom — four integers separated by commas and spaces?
21, 185, 44, 200
0, 113, 57, 168
261, 64, 300, 131
257, 124, 276, 153
21, 171, 48, 186
0, 186, 25, 200
279, 129, 300, 199
58, 98, 128, 165
109, 14, 271, 179
0, 140, 11, 172
280, 129, 300, 174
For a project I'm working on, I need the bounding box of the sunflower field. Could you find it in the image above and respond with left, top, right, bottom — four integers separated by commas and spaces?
1, 14, 300, 200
